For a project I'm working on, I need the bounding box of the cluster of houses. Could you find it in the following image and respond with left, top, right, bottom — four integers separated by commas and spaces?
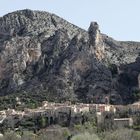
1, 100, 140, 129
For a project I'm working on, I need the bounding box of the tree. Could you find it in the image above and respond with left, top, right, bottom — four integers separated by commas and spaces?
38, 116, 46, 128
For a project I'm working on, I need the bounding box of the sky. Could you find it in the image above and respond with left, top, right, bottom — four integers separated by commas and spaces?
0, 0, 140, 41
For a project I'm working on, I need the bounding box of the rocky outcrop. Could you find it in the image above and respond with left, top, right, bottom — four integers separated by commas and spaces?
88, 22, 105, 60
0, 9, 140, 104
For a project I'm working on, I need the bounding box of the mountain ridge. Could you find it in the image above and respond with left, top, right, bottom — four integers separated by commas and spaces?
0, 9, 140, 107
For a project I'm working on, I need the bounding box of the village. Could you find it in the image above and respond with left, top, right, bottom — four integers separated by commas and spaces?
0, 96, 140, 132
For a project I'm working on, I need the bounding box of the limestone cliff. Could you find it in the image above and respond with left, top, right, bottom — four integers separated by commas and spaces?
0, 9, 140, 105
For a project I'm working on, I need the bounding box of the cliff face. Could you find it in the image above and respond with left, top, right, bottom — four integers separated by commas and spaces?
0, 9, 140, 104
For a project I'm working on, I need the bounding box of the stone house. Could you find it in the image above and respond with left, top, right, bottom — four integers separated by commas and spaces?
90, 104, 116, 113
129, 102, 140, 113
71, 104, 89, 114
114, 118, 133, 127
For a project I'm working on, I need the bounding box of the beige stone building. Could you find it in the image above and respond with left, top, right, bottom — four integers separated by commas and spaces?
114, 118, 133, 127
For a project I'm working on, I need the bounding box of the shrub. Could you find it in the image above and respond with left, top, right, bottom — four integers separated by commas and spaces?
21, 131, 38, 140
132, 131, 140, 140
103, 128, 136, 140
4, 131, 21, 140
71, 132, 100, 140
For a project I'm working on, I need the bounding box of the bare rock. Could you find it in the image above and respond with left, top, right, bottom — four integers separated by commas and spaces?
0, 9, 140, 104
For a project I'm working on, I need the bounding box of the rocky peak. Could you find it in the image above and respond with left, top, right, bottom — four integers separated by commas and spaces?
88, 22, 100, 46
0, 9, 88, 40
88, 22, 105, 60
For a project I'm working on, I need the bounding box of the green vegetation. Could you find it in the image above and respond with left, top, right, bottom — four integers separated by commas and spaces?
37, 116, 47, 128
108, 64, 118, 77
71, 132, 100, 140
132, 90, 140, 102
0, 91, 50, 110
1, 128, 140, 140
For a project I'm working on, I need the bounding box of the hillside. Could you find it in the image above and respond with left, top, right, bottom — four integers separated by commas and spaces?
0, 9, 140, 106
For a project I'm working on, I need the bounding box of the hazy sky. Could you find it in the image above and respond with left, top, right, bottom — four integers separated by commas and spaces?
0, 0, 140, 41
